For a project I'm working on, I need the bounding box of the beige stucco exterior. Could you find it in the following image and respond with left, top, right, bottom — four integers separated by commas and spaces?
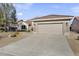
32, 18, 71, 35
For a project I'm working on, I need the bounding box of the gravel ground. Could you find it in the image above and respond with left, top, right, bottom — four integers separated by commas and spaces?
65, 32, 79, 56
0, 32, 33, 47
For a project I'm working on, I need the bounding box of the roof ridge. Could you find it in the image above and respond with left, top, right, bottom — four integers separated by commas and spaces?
31, 14, 73, 20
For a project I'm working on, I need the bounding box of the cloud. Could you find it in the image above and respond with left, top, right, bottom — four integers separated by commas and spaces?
71, 6, 79, 13
14, 3, 33, 10
17, 12, 23, 16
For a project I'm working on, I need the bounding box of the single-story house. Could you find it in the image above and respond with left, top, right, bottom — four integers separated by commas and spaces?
31, 15, 73, 35
0, 20, 35, 32
26, 20, 35, 31
17, 20, 28, 31
17, 20, 35, 32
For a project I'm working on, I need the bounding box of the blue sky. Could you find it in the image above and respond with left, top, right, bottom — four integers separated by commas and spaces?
14, 3, 79, 20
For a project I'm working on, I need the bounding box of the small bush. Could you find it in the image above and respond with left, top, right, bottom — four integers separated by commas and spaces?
28, 30, 31, 32
11, 32, 19, 37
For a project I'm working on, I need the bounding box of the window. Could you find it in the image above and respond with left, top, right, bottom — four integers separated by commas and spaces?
21, 25, 26, 29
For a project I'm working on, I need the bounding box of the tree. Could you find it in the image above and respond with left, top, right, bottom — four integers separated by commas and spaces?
10, 4, 17, 22
0, 4, 4, 24
0, 3, 17, 25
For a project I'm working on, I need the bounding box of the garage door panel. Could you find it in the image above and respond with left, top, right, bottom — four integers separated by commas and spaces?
38, 24, 63, 35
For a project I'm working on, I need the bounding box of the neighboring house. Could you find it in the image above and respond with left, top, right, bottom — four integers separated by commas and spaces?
0, 22, 17, 32
31, 15, 73, 35
8, 24, 17, 32
17, 20, 28, 31
70, 16, 79, 33
26, 20, 35, 31
0, 20, 35, 32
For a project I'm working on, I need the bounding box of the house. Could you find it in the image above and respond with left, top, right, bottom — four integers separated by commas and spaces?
0, 19, 35, 32
0, 22, 17, 32
8, 24, 17, 32
31, 15, 73, 35
17, 20, 28, 31
17, 20, 35, 32
25, 20, 35, 31
70, 16, 79, 33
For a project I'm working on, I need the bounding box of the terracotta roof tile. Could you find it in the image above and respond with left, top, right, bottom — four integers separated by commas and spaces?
32, 15, 73, 20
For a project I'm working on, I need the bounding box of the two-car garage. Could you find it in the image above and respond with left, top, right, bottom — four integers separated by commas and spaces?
37, 23, 63, 35
32, 15, 73, 35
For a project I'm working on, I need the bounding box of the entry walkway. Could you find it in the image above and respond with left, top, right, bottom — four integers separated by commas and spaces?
0, 33, 74, 56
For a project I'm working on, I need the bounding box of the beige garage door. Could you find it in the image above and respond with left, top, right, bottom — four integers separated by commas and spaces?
37, 24, 63, 35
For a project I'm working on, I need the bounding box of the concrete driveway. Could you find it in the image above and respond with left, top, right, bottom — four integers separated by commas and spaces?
0, 32, 74, 56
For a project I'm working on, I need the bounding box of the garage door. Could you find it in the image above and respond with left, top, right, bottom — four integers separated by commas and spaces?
37, 24, 63, 35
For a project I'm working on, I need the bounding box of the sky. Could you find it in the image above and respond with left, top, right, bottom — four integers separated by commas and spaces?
14, 3, 79, 20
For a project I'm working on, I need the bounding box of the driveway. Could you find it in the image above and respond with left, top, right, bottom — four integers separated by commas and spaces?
0, 31, 74, 56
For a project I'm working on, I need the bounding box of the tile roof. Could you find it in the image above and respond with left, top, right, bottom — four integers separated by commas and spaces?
31, 15, 73, 21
